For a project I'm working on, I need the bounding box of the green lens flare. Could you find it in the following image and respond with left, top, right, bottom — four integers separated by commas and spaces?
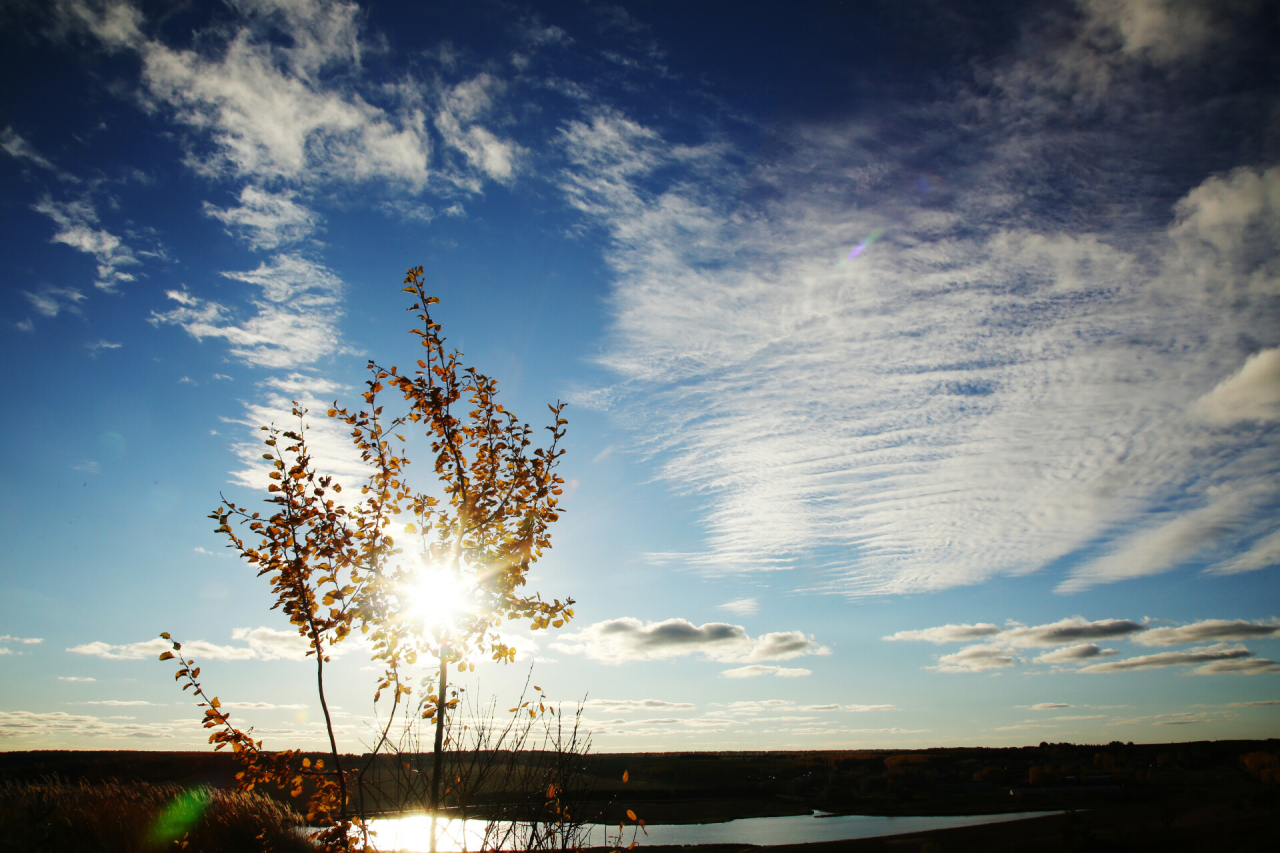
148, 787, 210, 845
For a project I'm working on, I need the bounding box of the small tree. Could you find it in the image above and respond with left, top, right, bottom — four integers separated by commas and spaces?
161, 266, 576, 852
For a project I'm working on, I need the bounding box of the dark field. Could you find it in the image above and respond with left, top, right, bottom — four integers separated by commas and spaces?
2, 740, 1277, 850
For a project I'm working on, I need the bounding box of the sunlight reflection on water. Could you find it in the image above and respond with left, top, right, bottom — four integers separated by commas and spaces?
361, 809, 1062, 851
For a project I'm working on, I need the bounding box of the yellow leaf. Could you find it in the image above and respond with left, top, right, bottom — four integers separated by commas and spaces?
626, 810, 637, 821
158, 651, 174, 661
622, 770, 629, 783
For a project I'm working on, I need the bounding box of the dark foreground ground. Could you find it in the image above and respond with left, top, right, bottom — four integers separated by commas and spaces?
2, 739, 1277, 851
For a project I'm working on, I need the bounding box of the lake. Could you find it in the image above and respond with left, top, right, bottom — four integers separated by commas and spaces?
362, 809, 1062, 851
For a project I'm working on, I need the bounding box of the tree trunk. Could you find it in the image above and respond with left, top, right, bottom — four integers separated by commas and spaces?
429, 648, 448, 853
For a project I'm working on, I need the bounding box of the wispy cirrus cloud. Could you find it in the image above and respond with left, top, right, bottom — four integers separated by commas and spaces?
720, 665, 812, 679
150, 255, 346, 369
585, 698, 696, 711
32, 196, 138, 292
203, 186, 320, 251
563, 1, 1280, 597
551, 617, 829, 664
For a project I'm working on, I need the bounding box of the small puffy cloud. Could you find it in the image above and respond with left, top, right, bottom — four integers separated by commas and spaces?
718, 598, 759, 616
1034, 644, 1119, 664
883, 623, 1000, 644
1029, 703, 1070, 710
82, 700, 155, 706
585, 699, 696, 711
804, 704, 841, 711
720, 665, 812, 678
220, 701, 308, 710
1133, 618, 1280, 646
931, 645, 1017, 674
550, 617, 829, 663
846, 704, 897, 712
1079, 643, 1255, 674
0, 635, 43, 645
57, 677, 96, 682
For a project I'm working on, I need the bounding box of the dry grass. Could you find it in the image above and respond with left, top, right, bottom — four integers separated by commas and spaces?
0, 777, 314, 853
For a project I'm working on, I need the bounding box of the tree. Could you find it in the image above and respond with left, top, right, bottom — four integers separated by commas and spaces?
161, 266, 576, 852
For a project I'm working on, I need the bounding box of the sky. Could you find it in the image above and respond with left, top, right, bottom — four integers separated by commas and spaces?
1, 0, 1279, 754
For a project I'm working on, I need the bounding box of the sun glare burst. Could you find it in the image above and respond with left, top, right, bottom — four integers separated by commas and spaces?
407, 565, 472, 633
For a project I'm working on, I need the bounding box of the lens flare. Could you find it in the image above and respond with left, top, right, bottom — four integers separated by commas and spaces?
848, 228, 884, 260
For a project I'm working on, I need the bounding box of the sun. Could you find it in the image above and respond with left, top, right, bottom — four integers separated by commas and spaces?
406, 564, 472, 634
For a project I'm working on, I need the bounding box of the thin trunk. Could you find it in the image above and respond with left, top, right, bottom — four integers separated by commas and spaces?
315, 638, 350, 850
429, 648, 448, 853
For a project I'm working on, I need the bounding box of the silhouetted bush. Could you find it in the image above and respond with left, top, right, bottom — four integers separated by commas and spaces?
0, 777, 311, 853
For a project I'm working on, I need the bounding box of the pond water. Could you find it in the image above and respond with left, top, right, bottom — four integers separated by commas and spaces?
361, 809, 1061, 851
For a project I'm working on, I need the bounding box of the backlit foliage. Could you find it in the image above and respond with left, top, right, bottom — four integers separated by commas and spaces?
161, 266, 577, 851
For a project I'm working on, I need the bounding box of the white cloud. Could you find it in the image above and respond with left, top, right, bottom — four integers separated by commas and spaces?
223, 372, 368, 493
33, 196, 138, 291
930, 645, 1017, 674
1133, 618, 1280, 646
1034, 644, 1118, 664
1078, 0, 1225, 66
718, 598, 759, 616
1213, 529, 1280, 575
150, 254, 345, 369
1029, 703, 1070, 710
0, 710, 159, 740
64, 626, 341, 662
550, 617, 829, 663
586, 698, 696, 711
0, 635, 43, 645
204, 186, 320, 250
1191, 658, 1280, 676
82, 700, 156, 706
889, 617, 1143, 649
845, 704, 897, 712
720, 665, 812, 678
1078, 642, 1257, 673
562, 13, 1279, 598
229, 626, 313, 661
1, 126, 69, 177
884, 624, 1001, 644
85, 339, 122, 357
23, 285, 86, 318
68, 637, 256, 661
1194, 348, 1280, 426
57, 676, 96, 682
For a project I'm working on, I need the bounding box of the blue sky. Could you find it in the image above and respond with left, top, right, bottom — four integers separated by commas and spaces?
2, 0, 1278, 752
